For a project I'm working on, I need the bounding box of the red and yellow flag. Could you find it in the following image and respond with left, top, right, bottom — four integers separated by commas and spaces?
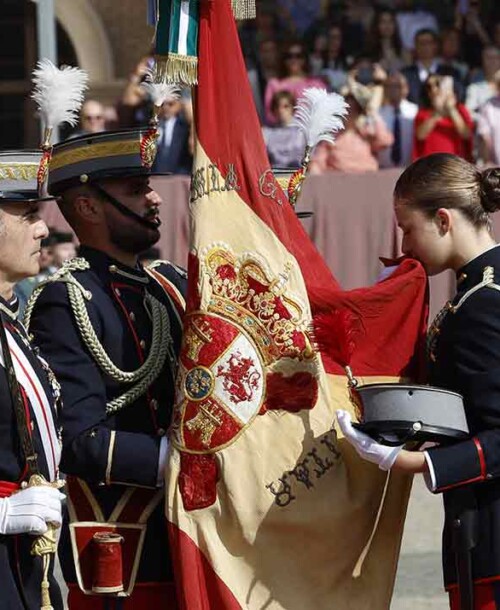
166, 2, 428, 608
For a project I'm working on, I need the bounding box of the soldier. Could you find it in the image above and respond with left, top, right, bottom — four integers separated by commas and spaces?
338, 153, 500, 610
25, 130, 185, 610
0, 151, 64, 610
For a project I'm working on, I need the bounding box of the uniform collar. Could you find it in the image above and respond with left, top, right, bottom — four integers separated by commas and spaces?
456, 244, 500, 293
79, 245, 150, 286
0, 293, 19, 321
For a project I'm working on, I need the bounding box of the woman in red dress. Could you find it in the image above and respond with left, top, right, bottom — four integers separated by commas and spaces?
413, 74, 473, 161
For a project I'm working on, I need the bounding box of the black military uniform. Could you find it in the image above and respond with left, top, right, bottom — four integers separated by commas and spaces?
25, 130, 186, 609
427, 244, 500, 599
0, 151, 63, 610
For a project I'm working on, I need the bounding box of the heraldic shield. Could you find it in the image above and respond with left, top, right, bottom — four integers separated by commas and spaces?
172, 244, 320, 510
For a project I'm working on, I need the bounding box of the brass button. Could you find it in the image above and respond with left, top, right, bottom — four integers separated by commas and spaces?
157, 428, 166, 437
486, 473, 493, 479
150, 399, 158, 411
30, 421, 35, 431
140, 339, 146, 349
109, 265, 117, 274
129, 312, 136, 322
114, 288, 121, 297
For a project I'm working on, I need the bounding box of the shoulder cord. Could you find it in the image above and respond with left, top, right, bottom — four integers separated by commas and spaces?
452, 266, 497, 313
24, 258, 177, 415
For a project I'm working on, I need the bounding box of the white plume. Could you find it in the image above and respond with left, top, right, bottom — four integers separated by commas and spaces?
292, 88, 349, 148
141, 67, 181, 107
31, 59, 89, 130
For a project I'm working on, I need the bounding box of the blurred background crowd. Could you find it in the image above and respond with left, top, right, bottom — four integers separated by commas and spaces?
56, 0, 500, 178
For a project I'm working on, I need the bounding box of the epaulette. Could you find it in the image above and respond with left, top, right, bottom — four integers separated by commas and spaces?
147, 259, 187, 279
145, 260, 186, 317
451, 266, 500, 313
24, 257, 92, 330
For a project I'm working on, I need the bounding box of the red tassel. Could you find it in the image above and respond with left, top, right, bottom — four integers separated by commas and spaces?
264, 371, 318, 413
313, 308, 361, 367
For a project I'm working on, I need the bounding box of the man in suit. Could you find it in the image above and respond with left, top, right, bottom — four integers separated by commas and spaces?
152, 97, 193, 175
379, 72, 419, 168
402, 29, 464, 105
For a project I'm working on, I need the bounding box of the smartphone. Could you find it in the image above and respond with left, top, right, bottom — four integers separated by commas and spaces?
440, 76, 454, 97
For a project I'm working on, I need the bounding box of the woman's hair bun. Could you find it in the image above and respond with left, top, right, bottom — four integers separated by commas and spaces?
480, 167, 500, 213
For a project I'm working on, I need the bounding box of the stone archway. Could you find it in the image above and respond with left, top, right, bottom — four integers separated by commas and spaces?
55, 0, 114, 82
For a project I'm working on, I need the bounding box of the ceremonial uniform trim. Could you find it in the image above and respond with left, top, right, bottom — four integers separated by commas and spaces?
474, 437, 487, 479
0, 328, 61, 480
146, 265, 186, 322
0, 162, 38, 181
49, 140, 139, 172
105, 430, 116, 485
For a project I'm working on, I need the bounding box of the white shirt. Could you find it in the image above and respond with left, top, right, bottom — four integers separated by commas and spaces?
416, 59, 440, 84
378, 99, 419, 168
466, 81, 496, 118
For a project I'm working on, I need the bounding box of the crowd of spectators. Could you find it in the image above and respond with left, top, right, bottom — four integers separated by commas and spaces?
65, 0, 500, 176
239, 0, 500, 173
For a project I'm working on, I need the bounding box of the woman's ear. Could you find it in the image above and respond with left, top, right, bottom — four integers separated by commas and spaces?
435, 208, 452, 236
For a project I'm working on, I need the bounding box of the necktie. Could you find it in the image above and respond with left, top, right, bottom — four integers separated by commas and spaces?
391, 105, 402, 167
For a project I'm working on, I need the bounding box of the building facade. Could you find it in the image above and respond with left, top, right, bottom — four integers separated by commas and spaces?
1, 0, 153, 149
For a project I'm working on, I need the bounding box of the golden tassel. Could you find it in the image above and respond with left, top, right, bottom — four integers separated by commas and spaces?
155, 53, 198, 86
25, 474, 64, 610
231, 0, 256, 20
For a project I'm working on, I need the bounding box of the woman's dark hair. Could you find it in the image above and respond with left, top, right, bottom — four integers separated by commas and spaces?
420, 74, 442, 108
394, 153, 500, 228
365, 9, 402, 61
278, 40, 309, 79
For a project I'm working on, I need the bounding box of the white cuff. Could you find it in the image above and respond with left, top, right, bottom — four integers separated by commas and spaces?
156, 437, 169, 487
423, 450, 437, 492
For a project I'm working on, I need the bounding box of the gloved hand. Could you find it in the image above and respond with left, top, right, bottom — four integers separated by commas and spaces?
0, 485, 64, 536
336, 409, 403, 471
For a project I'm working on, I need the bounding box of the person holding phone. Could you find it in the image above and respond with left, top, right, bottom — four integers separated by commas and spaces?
413, 74, 473, 161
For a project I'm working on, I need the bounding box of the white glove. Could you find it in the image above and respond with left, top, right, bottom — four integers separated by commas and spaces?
336, 410, 403, 471
0, 485, 64, 536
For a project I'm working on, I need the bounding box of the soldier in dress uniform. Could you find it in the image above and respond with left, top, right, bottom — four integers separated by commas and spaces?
337, 152, 500, 610
0, 151, 64, 610
25, 130, 186, 610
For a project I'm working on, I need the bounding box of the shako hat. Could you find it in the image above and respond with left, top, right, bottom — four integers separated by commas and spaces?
47, 127, 160, 195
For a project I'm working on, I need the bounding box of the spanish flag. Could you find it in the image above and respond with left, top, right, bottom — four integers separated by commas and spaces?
166, 2, 428, 608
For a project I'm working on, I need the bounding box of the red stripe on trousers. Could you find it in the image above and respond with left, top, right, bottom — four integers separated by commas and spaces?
449, 582, 499, 609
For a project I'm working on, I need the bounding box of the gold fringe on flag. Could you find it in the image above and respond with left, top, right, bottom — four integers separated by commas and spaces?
231, 0, 256, 20
155, 53, 198, 86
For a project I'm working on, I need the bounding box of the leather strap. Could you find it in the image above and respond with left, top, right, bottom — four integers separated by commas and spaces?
91, 184, 160, 232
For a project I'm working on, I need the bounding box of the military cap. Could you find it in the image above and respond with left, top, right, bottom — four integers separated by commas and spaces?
48, 128, 161, 195
0, 151, 54, 203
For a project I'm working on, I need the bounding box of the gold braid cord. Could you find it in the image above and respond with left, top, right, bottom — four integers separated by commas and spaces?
27, 474, 65, 610
24, 258, 176, 415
